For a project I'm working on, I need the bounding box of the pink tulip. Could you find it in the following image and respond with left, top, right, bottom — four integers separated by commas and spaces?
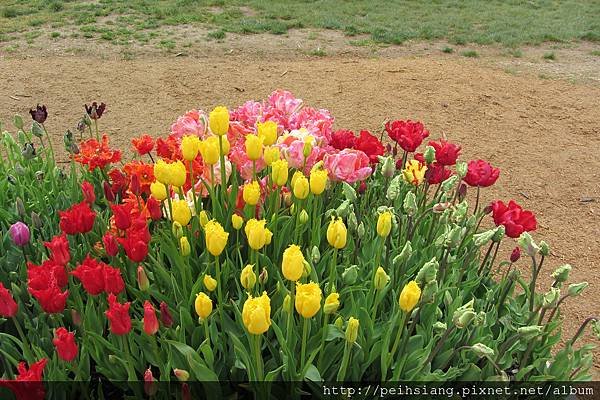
324, 149, 372, 183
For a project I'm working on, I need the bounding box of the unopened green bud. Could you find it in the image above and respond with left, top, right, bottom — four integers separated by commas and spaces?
492, 225, 505, 242
473, 229, 496, 247
452, 299, 476, 329
302, 260, 311, 278
311, 246, 320, 264
424, 146, 436, 164
373, 267, 390, 290
386, 175, 401, 201
14, 114, 24, 130
403, 191, 417, 216
345, 317, 359, 344
433, 321, 447, 334
342, 265, 358, 285
336, 199, 351, 218
447, 226, 465, 248
421, 280, 438, 304
551, 264, 571, 284
393, 241, 412, 268
31, 211, 43, 229
172, 221, 183, 239
416, 257, 438, 284
568, 282, 588, 297
283, 294, 291, 313
259, 267, 268, 285
299, 209, 309, 225
473, 311, 486, 327
347, 211, 358, 232
31, 121, 44, 138
470, 343, 494, 358
334, 316, 344, 330
381, 156, 395, 178
455, 161, 468, 179
517, 325, 543, 340
441, 175, 458, 193
15, 197, 25, 217
542, 287, 560, 308
539, 241, 550, 256
35, 171, 44, 181
357, 222, 365, 238
452, 201, 468, 223
518, 232, 539, 257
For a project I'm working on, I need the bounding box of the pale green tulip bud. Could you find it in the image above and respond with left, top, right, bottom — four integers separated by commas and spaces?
342, 265, 358, 285
393, 241, 412, 268
421, 280, 438, 304
299, 209, 309, 225
539, 241, 550, 256
452, 201, 468, 223
518, 232, 539, 257
386, 175, 401, 201
424, 145, 436, 164
172, 221, 183, 239
433, 321, 447, 334
403, 191, 417, 217
416, 257, 438, 285
568, 282, 588, 297
373, 267, 390, 290
347, 211, 358, 232
336, 200, 351, 218
334, 316, 344, 330
283, 294, 291, 313
302, 260, 311, 278
473, 229, 496, 247
492, 225, 505, 242
517, 325, 543, 340
14, 114, 24, 130
381, 156, 395, 178
470, 343, 494, 358
452, 299, 476, 329
455, 161, 468, 179
311, 246, 320, 264
542, 287, 560, 308
357, 222, 365, 238
31, 121, 44, 138
551, 264, 571, 285
441, 175, 458, 193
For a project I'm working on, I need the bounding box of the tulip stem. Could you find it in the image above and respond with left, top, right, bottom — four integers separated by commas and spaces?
204, 318, 211, 347
316, 314, 329, 370
12, 317, 34, 362
215, 256, 225, 330
336, 342, 351, 381
41, 123, 55, 158
189, 161, 198, 214
328, 248, 338, 294
285, 281, 296, 376
474, 186, 481, 214
387, 311, 407, 375
164, 184, 173, 224
218, 135, 227, 203
254, 334, 264, 381
300, 318, 309, 372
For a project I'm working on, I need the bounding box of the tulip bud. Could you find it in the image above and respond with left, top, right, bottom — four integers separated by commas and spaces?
381, 156, 395, 178
551, 264, 571, 285
510, 247, 521, 263
22, 143, 36, 159
334, 316, 344, 329
376, 211, 393, 238
342, 265, 358, 285
357, 222, 365, 239
433, 321, 447, 334
130, 173, 141, 196
35, 171, 44, 181
9, 222, 30, 247
568, 282, 588, 297
299, 209, 309, 225
172, 221, 183, 239
373, 267, 390, 290
336, 200, 351, 218
15, 197, 25, 217
341, 181, 357, 203
323, 292, 340, 315
345, 317, 359, 344
199, 210, 209, 229
259, 267, 268, 286
144, 369, 158, 397
14, 114, 24, 130
441, 175, 458, 193
542, 287, 560, 308
71, 309, 82, 326
420, 280, 438, 304
473, 228, 496, 247
240, 264, 257, 290
518, 232, 540, 257
539, 241, 550, 256
137, 265, 150, 291
416, 258, 439, 285
160, 301, 173, 327
470, 343, 494, 359
403, 191, 417, 217
303, 141, 313, 159
180, 236, 191, 257
423, 146, 436, 164
399, 281, 421, 313
283, 294, 292, 313
311, 246, 320, 264
517, 325, 543, 340
492, 225, 505, 242
347, 211, 358, 232
452, 299, 476, 329
393, 241, 413, 268
231, 214, 243, 230
302, 260, 311, 278
455, 161, 468, 178
102, 181, 115, 202
203, 274, 217, 292
174, 368, 190, 382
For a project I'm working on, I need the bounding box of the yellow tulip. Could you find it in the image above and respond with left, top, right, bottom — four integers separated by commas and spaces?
282, 244, 305, 282
209, 106, 229, 136
271, 159, 289, 186
194, 292, 212, 319
231, 214, 244, 230
245, 134, 264, 161
240, 264, 256, 290
309, 169, 328, 195
245, 218, 270, 250
327, 217, 347, 249
180, 236, 191, 256
399, 280, 421, 313
293, 173, 309, 200
377, 211, 393, 238
171, 200, 192, 226
203, 274, 217, 292
345, 317, 359, 344
323, 292, 340, 315
295, 282, 322, 319
199, 210, 209, 228
172, 221, 183, 239
263, 146, 280, 166
373, 267, 390, 290
181, 135, 200, 161
219, 135, 230, 156
153, 159, 171, 185
290, 171, 303, 191
242, 292, 271, 335
204, 220, 228, 256
150, 181, 167, 201
264, 228, 273, 245
243, 181, 260, 206
257, 120, 278, 145
402, 160, 427, 186
170, 160, 187, 188
199, 137, 220, 165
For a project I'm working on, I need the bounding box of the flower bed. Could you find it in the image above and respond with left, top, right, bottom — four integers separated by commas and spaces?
0, 91, 598, 398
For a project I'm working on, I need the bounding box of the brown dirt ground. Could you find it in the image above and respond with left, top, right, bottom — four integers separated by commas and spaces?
1, 31, 599, 377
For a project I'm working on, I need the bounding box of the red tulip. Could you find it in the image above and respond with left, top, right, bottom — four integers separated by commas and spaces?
103, 266, 125, 295
130, 173, 141, 196
71, 256, 105, 295
102, 233, 119, 257
108, 169, 129, 198
103, 181, 115, 202
59, 201, 96, 235
111, 203, 132, 230
53, 327, 78, 362
0, 358, 47, 400
510, 247, 521, 263
0, 282, 18, 318
330, 129, 357, 150
105, 294, 131, 335
132, 134, 155, 156
29, 285, 68, 314
385, 120, 429, 153
144, 368, 158, 396
463, 159, 500, 187
146, 197, 162, 221
43, 233, 70, 266
353, 130, 384, 164
81, 180, 96, 205
424, 162, 452, 184
491, 200, 537, 238
118, 236, 148, 263
27, 259, 68, 290
428, 139, 461, 166
159, 301, 173, 327
182, 383, 191, 400
143, 301, 159, 335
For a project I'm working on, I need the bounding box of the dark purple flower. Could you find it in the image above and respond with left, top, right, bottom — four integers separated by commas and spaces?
29, 105, 48, 124
84, 102, 106, 120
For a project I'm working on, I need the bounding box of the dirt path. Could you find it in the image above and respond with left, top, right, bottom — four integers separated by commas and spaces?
1, 51, 599, 375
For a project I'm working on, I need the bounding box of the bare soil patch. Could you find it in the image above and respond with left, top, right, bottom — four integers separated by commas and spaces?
1, 37, 599, 376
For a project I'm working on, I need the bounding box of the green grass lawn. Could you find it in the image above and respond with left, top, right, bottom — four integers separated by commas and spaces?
0, 0, 598, 48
